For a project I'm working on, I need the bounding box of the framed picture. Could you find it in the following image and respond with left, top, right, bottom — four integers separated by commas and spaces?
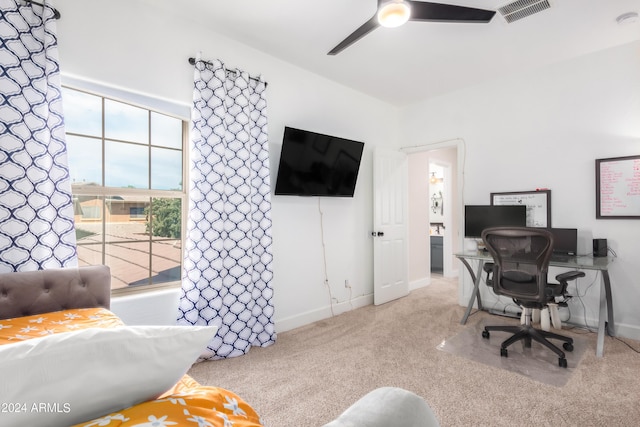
596, 155, 640, 219
490, 189, 551, 227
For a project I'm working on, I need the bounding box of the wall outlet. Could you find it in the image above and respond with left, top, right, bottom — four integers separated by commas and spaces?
345, 279, 351, 288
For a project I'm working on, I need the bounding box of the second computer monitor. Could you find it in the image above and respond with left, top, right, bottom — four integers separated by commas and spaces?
548, 228, 578, 256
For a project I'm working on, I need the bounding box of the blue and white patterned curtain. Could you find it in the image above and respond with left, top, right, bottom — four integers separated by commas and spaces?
178, 56, 276, 359
0, 0, 77, 272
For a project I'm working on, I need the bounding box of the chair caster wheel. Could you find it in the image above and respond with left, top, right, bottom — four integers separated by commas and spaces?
500, 348, 508, 358
563, 342, 574, 352
482, 330, 490, 339
559, 358, 568, 368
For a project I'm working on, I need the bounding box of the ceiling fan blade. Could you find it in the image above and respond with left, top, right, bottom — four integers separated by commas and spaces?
408, 1, 496, 23
328, 15, 379, 56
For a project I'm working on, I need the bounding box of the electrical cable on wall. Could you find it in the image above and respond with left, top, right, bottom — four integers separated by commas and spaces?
318, 198, 336, 316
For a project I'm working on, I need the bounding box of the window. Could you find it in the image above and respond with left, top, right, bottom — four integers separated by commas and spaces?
129, 207, 145, 219
62, 87, 187, 293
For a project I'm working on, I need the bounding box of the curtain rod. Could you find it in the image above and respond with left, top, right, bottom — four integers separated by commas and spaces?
188, 57, 266, 86
22, 0, 61, 19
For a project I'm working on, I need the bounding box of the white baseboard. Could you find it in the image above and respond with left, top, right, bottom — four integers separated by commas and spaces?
409, 277, 429, 291
111, 286, 375, 335
276, 277, 446, 333
613, 322, 640, 342
275, 294, 373, 333
459, 292, 640, 343
564, 319, 640, 342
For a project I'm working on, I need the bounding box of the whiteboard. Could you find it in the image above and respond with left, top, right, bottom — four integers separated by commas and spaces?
596, 155, 640, 219
491, 190, 551, 227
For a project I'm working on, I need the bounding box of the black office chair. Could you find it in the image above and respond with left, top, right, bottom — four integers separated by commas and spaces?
480, 227, 585, 368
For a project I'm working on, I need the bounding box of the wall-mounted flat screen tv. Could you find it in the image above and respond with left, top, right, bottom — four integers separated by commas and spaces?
274, 126, 364, 197
464, 205, 527, 238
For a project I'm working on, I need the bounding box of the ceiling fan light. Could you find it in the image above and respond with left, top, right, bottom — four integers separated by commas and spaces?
377, 1, 411, 28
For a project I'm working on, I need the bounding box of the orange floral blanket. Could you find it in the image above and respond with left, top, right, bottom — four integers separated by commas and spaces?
0, 308, 263, 427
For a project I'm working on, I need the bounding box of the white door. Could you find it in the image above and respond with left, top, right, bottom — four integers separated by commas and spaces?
373, 148, 409, 305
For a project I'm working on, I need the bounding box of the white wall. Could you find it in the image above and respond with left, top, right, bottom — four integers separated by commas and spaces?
55, 0, 398, 331
399, 41, 640, 340
407, 152, 431, 288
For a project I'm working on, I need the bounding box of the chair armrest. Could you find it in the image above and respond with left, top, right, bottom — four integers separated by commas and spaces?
483, 262, 494, 287
555, 270, 586, 284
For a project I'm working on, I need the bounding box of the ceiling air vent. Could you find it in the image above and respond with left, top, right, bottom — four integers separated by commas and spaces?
498, 0, 551, 23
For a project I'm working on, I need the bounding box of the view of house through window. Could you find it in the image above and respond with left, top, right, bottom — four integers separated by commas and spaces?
62, 87, 187, 292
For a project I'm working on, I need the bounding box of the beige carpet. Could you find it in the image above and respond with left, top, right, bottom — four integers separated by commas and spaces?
188, 277, 640, 426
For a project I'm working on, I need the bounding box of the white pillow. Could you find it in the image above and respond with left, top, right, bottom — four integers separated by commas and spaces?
0, 324, 217, 427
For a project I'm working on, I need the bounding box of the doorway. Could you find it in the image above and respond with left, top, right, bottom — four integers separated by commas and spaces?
428, 163, 446, 274
405, 140, 463, 291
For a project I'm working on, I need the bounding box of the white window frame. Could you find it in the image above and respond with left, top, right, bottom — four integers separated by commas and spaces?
62, 75, 190, 295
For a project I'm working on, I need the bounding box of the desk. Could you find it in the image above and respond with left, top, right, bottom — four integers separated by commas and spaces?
455, 251, 614, 357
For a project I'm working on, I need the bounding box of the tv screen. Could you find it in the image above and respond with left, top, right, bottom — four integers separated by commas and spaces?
464, 205, 527, 238
274, 127, 364, 197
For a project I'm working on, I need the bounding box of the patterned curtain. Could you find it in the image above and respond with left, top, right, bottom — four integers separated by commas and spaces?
178, 56, 276, 359
0, 0, 77, 272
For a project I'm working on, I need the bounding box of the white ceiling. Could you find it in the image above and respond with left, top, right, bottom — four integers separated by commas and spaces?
140, 0, 640, 106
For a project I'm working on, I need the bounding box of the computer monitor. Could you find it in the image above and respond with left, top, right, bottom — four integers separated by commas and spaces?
547, 228, 577, 256
464, 205, 527, 238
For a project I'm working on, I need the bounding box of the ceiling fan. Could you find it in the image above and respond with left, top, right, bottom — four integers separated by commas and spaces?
328, 0, 496, 55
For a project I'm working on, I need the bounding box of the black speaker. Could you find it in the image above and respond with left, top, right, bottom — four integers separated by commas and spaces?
593, 239, 608, 257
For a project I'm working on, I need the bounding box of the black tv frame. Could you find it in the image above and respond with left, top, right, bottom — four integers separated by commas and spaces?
274, 127, 364, 197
